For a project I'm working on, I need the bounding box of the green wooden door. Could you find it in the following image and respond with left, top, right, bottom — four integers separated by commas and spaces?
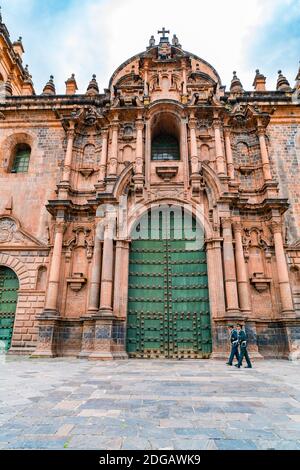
0, 267, 19, 352
126, 207, 212, 359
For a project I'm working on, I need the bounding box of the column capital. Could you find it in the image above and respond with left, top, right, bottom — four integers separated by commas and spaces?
213, 117, 222, 129
101, 127, 109, 138
66, 126, 75, 140
257, 125, 267, 136
135, 119, 144, 131
223, 125, 231, 136
221, 217, 232, 230
188, 117, 197, 130
269, 220, 283, 234
232, 221, 243, 233
54, 220, 67, 235
111, 121, 119, 132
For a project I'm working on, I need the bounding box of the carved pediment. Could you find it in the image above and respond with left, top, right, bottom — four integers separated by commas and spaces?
0, 216, 47, 247
115, 73, 144, 90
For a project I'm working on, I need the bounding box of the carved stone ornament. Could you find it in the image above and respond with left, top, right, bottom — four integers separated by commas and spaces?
156, 166, 179, 182
250, 272, 271, 292
66, 272, 87, 292
0, 218, 20, 243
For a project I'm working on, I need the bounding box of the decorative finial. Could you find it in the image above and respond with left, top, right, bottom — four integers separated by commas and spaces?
86, 74, 99, 95
42, 75, 56, 95
230, 71, 243, 93
172, 34, 181, 48
277, 69, 291, 91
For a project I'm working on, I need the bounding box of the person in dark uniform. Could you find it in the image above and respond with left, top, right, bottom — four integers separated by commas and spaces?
235, 324, 252, 369
226, 325, 239, 366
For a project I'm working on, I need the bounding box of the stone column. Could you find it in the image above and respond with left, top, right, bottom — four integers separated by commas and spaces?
206, 238, 226, 318
133, 117, 144, 193
113, 240, 130, 318
206, 238, 227, 359
233, 222, 251, 314
97, 128, 109, 190
224, 127, 235, 180
258, 126, 272, 181
62, 124, 75, 183
181, 59, 188, 102
181, 118, 189, 187
213, 118, 226, 176
189, 116, 200, 174
222, 218, 239, 314
107, 120, 119, 177
271, 221, 294, 314
44, 220, 65, 315
87, 236, 102, 314
99, 218, 115, 315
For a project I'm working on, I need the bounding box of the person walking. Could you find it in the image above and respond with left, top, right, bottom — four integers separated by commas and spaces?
235, 324, 252, 369
226, 324, 239, 366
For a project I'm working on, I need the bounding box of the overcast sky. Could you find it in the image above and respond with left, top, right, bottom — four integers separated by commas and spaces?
2, 0, 300, 94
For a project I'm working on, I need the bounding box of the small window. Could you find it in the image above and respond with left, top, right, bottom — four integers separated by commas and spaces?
11, 144, 31, 173
151, 134, 180, 161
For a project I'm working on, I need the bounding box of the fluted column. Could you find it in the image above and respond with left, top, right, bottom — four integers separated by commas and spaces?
224, 127, 235, 180
222, 218, 239, 314
258, 126, 272, 181
213, 118, 226, 176
87, 236, 102, 314
233, 222, 251, 313
44, 221, 65, 315
62, 124, 75, 183
97, 128, 109, 190
99, 218, 115, 315
271, 221, 294, 314
113, 240, 130, 318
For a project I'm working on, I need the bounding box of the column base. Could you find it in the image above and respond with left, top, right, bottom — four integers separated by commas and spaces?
88, 351, 128, 361
40, 309, 60, 319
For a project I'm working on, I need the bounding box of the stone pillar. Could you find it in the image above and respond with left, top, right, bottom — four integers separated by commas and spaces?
62, 124, 75, 183
78, 320, 95, 358
224, 127, 235, 180
133, 117, 144, 194
206, 238, 226, 318
258, 126, 272, 181
144, 63, 149, 97
271, 221, 294, 315
96, 128, 109, 190
189, 116, 199, 173
222, 218, 239, 314
87, 236, 102, 314
181, 59, 188, 102
44, 221, 65, 316
99, 218, 115, 315
180, 118, 189, 187
233, 222, 251, 314
107, 120, 119, 177
213, 118, 226, 176
113, 240, 130, 318
206, 238, 227, 359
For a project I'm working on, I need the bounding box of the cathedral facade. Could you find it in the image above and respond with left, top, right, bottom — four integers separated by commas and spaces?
0, 18, 300, 360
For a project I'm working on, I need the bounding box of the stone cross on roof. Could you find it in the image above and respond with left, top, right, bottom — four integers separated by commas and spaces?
158, 27, 170, 43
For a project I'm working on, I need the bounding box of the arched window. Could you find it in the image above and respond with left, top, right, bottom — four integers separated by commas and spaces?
151, 134, 180, 161
11, 144, 31, 173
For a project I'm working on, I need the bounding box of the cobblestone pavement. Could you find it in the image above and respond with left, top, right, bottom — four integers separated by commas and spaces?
0, 357, 300, 450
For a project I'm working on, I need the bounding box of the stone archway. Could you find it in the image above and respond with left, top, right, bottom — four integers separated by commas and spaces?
126, 205, 212, 359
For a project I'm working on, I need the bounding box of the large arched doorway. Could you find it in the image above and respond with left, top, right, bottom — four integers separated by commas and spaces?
0, 267, 19, 352
126, 206, 212, 359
